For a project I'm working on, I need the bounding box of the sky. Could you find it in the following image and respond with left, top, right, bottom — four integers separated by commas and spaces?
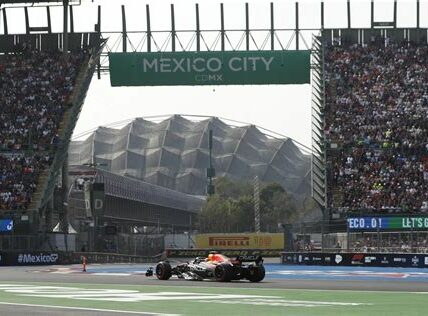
1, 0, 427, 148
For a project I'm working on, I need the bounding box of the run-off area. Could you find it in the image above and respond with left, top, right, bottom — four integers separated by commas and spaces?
0, 283, 426, 316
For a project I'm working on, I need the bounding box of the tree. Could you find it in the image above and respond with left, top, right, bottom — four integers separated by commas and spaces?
198, 194, 229, 233
260, 183, 297, 232
214, 177, 252, 199
198, 178, 301, 233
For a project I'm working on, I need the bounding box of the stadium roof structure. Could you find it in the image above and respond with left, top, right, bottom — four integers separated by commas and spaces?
0, 0, 76, 4
69, 115, 311, 197
0, 0, 82, 9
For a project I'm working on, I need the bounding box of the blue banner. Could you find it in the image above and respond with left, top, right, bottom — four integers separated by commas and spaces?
0, 219, 13, 232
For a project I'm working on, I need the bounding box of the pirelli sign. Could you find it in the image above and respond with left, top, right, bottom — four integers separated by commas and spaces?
195, 233, 284, 250
166, 249, 281, 258
109, 51, 310, 86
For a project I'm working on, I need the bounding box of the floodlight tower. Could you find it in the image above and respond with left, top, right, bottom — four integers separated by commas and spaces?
206, 130, 215, 195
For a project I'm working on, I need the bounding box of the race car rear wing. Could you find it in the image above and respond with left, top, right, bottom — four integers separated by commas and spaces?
235, 255, 263, 265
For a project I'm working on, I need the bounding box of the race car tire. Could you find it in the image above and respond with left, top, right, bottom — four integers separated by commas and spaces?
247, 265, 265, 282
214, 263, 233, 282
156, 261, 172, 280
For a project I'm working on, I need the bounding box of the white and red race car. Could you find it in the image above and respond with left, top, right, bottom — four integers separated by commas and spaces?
146, 252, 265, 282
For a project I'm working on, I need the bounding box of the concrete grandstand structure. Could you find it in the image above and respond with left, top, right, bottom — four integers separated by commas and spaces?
69, 115, 311, 198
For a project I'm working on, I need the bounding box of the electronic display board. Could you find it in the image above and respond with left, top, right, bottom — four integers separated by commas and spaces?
347, 217, 428, 231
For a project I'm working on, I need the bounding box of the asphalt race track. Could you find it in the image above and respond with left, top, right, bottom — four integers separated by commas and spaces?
1, 263, 428, 291
0, 262, 427, 315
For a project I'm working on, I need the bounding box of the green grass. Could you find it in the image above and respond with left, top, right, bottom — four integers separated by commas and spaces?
0, 282, 426, 315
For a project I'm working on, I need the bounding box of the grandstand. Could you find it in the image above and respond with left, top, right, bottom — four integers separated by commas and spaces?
322, 32, 428, 218
0, 32, 102, 232
0, 34, 204, 254
308, 27, 428, 254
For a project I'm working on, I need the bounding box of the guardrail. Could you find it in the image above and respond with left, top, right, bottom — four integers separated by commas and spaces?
72, 252, 160, 264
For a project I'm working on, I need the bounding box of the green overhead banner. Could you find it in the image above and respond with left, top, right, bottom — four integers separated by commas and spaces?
109, 50, 310, 86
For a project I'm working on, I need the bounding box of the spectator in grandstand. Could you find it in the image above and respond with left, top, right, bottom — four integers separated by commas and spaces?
350, 234, 428, 254
325, 41, 428, 214
0, 50, 85, 151
0, 154, 52, 210
0, 49, 87, 210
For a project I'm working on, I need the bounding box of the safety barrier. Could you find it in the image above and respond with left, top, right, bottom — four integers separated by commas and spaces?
72, 252, 159, 264
281, 251, 428, 268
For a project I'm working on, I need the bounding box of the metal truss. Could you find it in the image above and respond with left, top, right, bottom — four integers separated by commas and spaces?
310, 34, 326, 212
97, 28, 315, 74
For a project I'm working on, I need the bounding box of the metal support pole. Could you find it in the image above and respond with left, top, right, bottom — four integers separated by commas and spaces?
46, 198, 53, 233
245, 3, 249, 51
321, 2, 324, 30
209, 129, 212, 176
97, 5, 101, 79
377, 218, 381, 252
61, 156, 69, 252
347, 0, 351, 29
371, 0, 374, 28
346, 221, 350, 252
121, 5, 127, 52
393, 0, 397, 28
207, 130, 214, 195
97, 5, 101, 32
24, 7, 29, 34
196, 3, 200, 51
47, 6, 52, 33
220, 3, 225, 51
321, 218, 325, 251
61, 159, 69, 232
93, 213, 98, 252
254, 176, 260, 233
2, 8, 8, 35
270, 2, 274, 50
69, 5, 73, 33
146, 5, 151, 52
295, 2, 299, 50
417, 0, 420, 28
63, 0, 69, 53
171, 4, 176, 52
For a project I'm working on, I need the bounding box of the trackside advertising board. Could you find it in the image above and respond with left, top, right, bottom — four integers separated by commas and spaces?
195, 233, 284, 250
348, 217, 428, 231
166, 249, 281, 258
109, 50, 310, 86
0, 251, 68, 266
281, 252, 428, 268
0, 219, 13, 232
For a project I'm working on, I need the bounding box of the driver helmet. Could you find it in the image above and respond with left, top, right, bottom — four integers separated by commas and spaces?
207, 253, 214, 261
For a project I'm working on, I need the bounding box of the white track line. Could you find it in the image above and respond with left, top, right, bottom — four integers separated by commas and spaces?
0, 302, 179, 315
7, 280, 428, 295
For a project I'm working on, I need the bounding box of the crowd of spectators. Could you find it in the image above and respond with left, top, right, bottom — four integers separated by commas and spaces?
0, 154, 52, 210
0, 48, 86, 210
350, 234, 428, 254
325, 41, 428, 214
